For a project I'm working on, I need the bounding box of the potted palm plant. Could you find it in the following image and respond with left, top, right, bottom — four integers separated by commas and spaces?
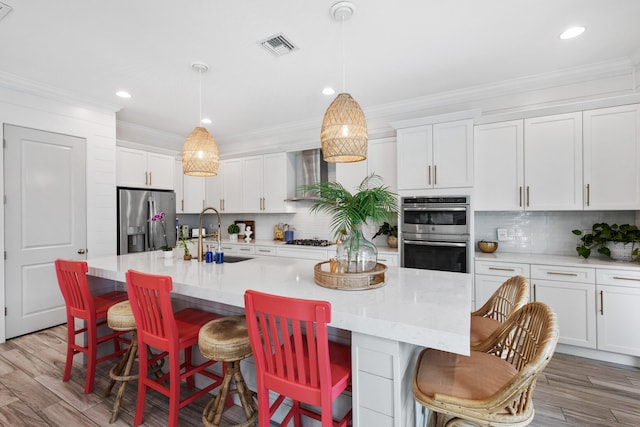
301, 173, 398, 272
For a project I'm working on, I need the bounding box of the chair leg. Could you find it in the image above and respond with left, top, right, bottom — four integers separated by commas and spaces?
168, 351, 182, 427
133, 343, 148, 427
85, 328, 98, 394
106, 332, 139, 424
63, 317, 75, 382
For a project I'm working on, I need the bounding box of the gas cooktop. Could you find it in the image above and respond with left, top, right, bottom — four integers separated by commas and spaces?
285, 239, 334, 247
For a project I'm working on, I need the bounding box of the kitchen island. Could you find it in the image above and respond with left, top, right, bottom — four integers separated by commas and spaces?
87, 251, 472, 427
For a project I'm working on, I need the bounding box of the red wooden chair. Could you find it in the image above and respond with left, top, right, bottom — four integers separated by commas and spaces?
125, 269, 224, 427
244, 289, 352, 427
54, 259, 129, 394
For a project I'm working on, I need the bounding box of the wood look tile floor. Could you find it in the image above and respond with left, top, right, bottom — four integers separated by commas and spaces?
0, 325, 639, 426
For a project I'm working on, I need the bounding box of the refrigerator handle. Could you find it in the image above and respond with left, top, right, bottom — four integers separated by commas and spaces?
147, 199, 154, 250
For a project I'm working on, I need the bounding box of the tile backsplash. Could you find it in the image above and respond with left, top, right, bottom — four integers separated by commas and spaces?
474, 211, 638, 256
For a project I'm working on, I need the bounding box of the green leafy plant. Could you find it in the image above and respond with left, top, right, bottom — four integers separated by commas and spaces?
227, 223, 240, 234
301, 173, 399, 239
372, 222, 398, 239
572, 223, 640, 261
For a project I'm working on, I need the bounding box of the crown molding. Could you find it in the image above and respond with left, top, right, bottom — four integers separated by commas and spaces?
0, 70, 122, 113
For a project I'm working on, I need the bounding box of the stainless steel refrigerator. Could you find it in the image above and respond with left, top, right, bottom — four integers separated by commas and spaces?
117, 188, 177, 255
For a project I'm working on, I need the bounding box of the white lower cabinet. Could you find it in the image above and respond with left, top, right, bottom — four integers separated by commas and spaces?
474, 260, 530, 310
596, 269, 640, 356
531, 265, 596, 348
377, 252, 398, 267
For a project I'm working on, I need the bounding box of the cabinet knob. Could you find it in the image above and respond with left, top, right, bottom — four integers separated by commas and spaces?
77, 248, 86, 254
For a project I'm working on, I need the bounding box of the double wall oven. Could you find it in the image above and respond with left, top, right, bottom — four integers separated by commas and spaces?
401, 196, 470, 273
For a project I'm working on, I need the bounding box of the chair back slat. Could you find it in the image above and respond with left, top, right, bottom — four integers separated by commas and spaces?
245, 290, 332, 397
126, 270, 178, 348
474, 275, 529, 322
55, 259, 94, 319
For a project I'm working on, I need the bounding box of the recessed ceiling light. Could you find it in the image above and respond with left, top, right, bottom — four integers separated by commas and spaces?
560, 26, 585, 40
116, 90, 132, 99
201, 118, 212, 125
322, 87, 336, 96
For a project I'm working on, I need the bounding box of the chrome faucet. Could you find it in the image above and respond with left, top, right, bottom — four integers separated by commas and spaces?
198, 206, 222, 262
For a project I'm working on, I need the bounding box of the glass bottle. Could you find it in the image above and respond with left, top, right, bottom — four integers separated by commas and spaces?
336, 223, 377, 273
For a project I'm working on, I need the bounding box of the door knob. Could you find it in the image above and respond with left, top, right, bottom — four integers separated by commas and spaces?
77, 249, 86, 254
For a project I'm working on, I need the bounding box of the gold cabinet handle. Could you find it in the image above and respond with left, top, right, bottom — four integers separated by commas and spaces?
526, 186, 530, 207
145, 171, 148, 186
434, 165, 437, 186
546, 271, 578, 277
586, 183, 590, 207
612, 276, 640, 282
149, 172, 152, 186
600, 290, 604, 315
428, 165, 431, 185
519, 186, 523, 207
533, 284, 537, 301
489, 267, 515, 272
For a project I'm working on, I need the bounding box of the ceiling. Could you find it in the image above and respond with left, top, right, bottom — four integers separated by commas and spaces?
1, 0, 639, 153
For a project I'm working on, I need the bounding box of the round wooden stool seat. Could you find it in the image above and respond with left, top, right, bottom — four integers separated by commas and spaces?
199, 315, 252, 362
199, 316, 257, 427
107, 301, 136, 331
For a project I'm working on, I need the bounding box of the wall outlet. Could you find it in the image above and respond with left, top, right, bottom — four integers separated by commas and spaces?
497, 228, 512, 241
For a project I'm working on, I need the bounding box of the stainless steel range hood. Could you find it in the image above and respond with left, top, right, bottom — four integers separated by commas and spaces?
286, 149, 332, 201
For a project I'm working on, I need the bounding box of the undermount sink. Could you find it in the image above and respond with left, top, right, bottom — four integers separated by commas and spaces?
223, 255, 253, 263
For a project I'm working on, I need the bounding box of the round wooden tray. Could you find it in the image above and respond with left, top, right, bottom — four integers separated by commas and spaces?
314, 261, 387, 291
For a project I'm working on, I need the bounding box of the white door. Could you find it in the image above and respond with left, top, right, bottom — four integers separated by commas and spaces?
396, 126, 431, 190
432, 119, 473, 188
4, 125, 87, 338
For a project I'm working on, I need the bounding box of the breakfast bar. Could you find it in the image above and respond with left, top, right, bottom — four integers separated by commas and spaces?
87, 251, 472, 427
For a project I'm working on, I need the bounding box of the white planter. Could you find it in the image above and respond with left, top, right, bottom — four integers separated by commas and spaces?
229, 234, 238, 242
163, 249, 174, 258
607, 242, 635, 262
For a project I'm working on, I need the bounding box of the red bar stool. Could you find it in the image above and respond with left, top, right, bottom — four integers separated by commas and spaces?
244, 290, 352, 427
125, 269, 224, 427
199, 315, 257, 427
54, 259, 129, 394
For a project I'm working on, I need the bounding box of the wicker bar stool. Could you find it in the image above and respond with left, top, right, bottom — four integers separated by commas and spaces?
103, 301, 138, 424
198, 316, 257, 427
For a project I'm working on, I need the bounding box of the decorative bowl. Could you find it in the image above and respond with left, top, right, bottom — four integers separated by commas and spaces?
478, 241, 498, 253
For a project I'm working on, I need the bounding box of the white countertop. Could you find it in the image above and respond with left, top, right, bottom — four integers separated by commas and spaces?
475, 251, 640, 270
88, 251, 470, 355
208, 238, 399, 254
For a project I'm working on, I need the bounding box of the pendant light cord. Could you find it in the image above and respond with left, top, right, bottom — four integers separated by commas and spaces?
198, 68, 203, 125
341, 14, 346, 93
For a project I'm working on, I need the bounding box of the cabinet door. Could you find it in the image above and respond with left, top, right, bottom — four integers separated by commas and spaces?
397, 126, 431, 190
205, 162, 224, 211
583, 104, 640, 210
174, 160, 184, 213
336, 160, 368, 192
432, 119, 473, 188
475, 275, 508, 311
474, 120, 524, 211
183, 175, 205, 213
367, 138, 397, 192
524, 112, 582, 210
116, 147, 147, 188
242, 156, 263, 212
597, 284, 640, 357
262, 153, 287, 212
532, 279, 596, 348
147, 152, 174, 190
222, 158, 243, 212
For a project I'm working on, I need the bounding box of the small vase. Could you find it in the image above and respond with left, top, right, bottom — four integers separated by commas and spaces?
183, 254, 192, 261
163, 249, 173, 258
229, 234, 238, 242
336, 224, 377, 273
607, 242, 634, 262
387, 235, 398, 248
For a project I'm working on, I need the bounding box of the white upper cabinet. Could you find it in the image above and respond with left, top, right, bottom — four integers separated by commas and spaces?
524, 112, 583, 210
367, 138, 397, 192
174, 160, 184, 213
474, 112, 582, 211
221, 158, 243, 213
583, 104, 640, 210
243, 153, 289, 213
397, 119, 473, 191
205, 162, 224, 211
116, 147, 174, 190
175, 159, 205, 213
474, 120, 524, 211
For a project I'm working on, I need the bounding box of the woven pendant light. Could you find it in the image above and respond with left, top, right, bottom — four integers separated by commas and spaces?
321, 1, 367, 163
321, 92, 367, 162
182, 62, 219, 176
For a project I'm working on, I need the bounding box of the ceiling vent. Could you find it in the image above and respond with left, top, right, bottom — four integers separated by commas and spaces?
0, 2, 13, 22
258, 33, 298, 57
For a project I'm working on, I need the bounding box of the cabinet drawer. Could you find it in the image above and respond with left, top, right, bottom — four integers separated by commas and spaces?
358, 371, 394, 416
236, 246, 256, 255
475, 261, 529, 277
531, 264, 595, 283
597, 268, 640, 288
276, 247, 330, 260
377, 253, 398, 267
254, 246, 276, 256
219, 244, 238, 253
